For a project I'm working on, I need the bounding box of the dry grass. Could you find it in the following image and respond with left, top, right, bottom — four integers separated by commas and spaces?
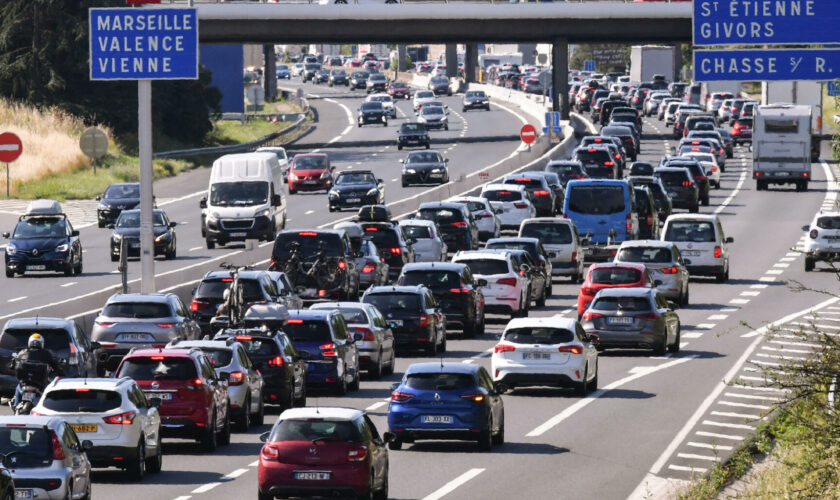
0, 99, 100, 195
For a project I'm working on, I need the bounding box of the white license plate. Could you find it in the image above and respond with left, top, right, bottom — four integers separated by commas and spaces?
25, 265, 45, 271
15, 490, 32, 499
584, 248, 594, 255
229, 232, 247, 238
669, 192, 678, 197
682, 250, 701, 257
608, 316, 634, 325
389, 320, 403, 327
295, 472, 330, 481
522, 352, 551, 360
773, 172, 789, 177
21, 391, 36, 402
346, 198, 361, 203
304, 180, 318, 185
423, 415, 452, 424
144, 391, 173, 400
118, 333, 154, 342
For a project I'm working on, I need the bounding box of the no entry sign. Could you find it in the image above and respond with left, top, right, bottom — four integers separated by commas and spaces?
0, 133, 22, 163
520, 124, 537, 145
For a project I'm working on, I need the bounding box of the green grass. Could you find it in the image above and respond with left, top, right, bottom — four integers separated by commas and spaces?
206, 119, 292, 146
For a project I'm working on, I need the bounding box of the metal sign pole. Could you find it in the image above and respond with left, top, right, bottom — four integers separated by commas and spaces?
5, 163, 8, 198
138, 80, 155, 293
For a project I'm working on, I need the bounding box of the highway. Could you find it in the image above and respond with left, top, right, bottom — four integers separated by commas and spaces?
0, 81, 838, 500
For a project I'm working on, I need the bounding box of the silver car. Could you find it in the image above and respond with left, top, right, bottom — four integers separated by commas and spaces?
398, 219, 447, 262
265, 271, 304, 311
613, 240, 691, 306
417, 104, 448, 130
447, 196, 501, 241
0, 415, 91, 499
91, 293, 202, 373
334, 222, 389, 288
309, 301, 395, 379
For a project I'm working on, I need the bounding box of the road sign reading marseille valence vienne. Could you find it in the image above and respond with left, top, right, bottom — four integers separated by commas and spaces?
89, 8, 198, 80
694, 48, 840, 82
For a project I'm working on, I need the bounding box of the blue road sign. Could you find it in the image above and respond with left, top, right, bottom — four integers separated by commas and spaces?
584, 60, 596, 72
543, 111, 562, 133
694, 0, 840, 46
829, 81, 840, 97
694, 48, 840, 82
89, 8, 198, 80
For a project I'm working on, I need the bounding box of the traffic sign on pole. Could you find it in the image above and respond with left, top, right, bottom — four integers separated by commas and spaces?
694, 48, 840, 82
829, 81, 840, 97
80, 127, 108, 176
0, 132, 22, 199
584, 60, 596, 72
694, 1, 837, 46
520, 124, 537, 145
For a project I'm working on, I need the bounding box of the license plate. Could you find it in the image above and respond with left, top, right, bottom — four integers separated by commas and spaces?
15, 490, 32, 499
229, 232, 247, 238
423, 415, 452, 424
144, 391, 173, 400
295, 472, 330, 481
389, 320, 403, 327
584, 248, 594, 255
608, 316, 633, 325
304, 180, 318, 185
669, 192, 678, 197
118, 333, 154, 342
773, 172, 789, 177
346, 198, 361, 203
21, 391, 36, 402
25, 265, 45, 271
682, 250, 700, 257
71, 424, 97, 433
522, 352, 551, 360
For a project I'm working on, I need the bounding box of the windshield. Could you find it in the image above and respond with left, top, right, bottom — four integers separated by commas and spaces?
283, 321, 333, 344
592, 296, 651, 312
0, 428, 51, 468
520, 223, 572, 244
567, 185, 625, 215
405, 372, 474, 390
482, 190, 523, 202
293, 155, 327, 170
401, 123, 425, 133
416, 91, 434, 99
335, 173, 375, 185
361, 102, 382, 111
399, 271, 460, 291
575, 150, 612, 163
12, 218, 66, 239
406, 152, 441, 164
664, 221, 716, 242
503, 327, 573, 345
460, 259, 508, 276
547, 163, 582, 175
42, 389, 122, 413
209, 182, 268, 207
273, 233, 343, 260
116, 211, 167, 228
330, 70, 345, 76
0, 328, 70, 352
401, 225, 431, 239
104, 184, 139, 199
658, 170, 690, 186
466, 91, 485, 98
116, 357, 197, 381
616, 247, 673, 264
363, 293, 420, 313
269, 419, 361, 443
417, 208, 462, 224
369, 74, 386, 82
305, 64, 320, 70
590, 267, 642, 285
421, 106, 443, 116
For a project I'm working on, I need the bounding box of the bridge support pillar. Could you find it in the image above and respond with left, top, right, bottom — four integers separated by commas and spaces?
552, 38, 569, 120
673, 43, 682, 81
465, 44, 478, 83
263, 44, 277, 102
445, 43, 458, 78
398, 44, 407, 72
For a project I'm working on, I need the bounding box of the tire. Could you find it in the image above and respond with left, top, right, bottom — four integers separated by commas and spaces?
98, 220, 105, 229
716, 267, 728, 283
236, 396, 251, 432
536, 289, 546, 307
444, 124, 449, 131
805, 257, 815, 272
4, 269, 11, 278
349, 366, 360, 391
384, 349, 395, 375
336, 371, 348, 395
258, 490, 274, 500
588, 366, 599, 392
714, 182, 721, 190
289, 187, 297, 195
668, 325, 681, 353
74, 255, 83, 275
425, 143, 430, 150
689, 204, 699, 214
424, 340, 436, 357
145, 430, 163, 473
371, 351, 383, 379
546, 280, 553, 297
397, 144, 403, 150
438, 333, 447, 353
653, 340, 667, 356
702, 196, 710, 207
681, 287, 689, 307
64, 263, 75, 277
492, 414, 505, 446
373, 471, 389, 500
575, 366, 589, 396
388, 437, 402, 450
219, 409, 231, 446
477, 418, 493, 451
128, 440, 146, 481
205, 238, 215, 250
517, 290, 530, 317
110, 253, 118, 262
294, 383, 307, 407
251, 394, 265, 426
200, 410, 218, 452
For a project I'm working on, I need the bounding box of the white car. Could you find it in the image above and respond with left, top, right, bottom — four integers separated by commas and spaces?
447, 196, 501, 241
413, 90, 437, 111
256, 146, 290, 183
682, 152, 721, 188
718, 98, 734, 122
664, 101, 682, 127
661, 214, 732, 282
452, 250, 529, 318
291, 62, 304, 77
802, 211, 840, 272
479, 183, 536, 231
33, 377, 163, 477
366, 93, 397, 118
519, 217, 585, 282
167, 339, 265, 431
491, 316, 599, 395
398, 219, 447, 262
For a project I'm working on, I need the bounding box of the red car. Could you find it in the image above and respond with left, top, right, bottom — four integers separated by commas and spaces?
258, 407, 391, 500
288, 153, 334, 194
115, 348, 231, 451
577, 263, 653, 319
387, 82, 410, 100
731, 116, 753, 145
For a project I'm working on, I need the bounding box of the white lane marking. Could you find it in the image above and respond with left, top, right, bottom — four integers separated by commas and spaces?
785, 252, 801, 257
191, 483, 221, 494
61, 282, 77, 288
703, 420, 755, 431
714, 169, 746, 215
710, 410, 762, 420
719, 400, 771, 410
668, 464, 707, 473
365, 401, 387, 411
750, 284, 769, 289
324, 98, 354, 127
189, 246, 202, 252
8, 297, 26, 303
758, 276, 777, 282
708, 314, 728, 320
779, 257, 796, 262
695, 430, 744, 440
687, 441, 733, 451
173, 497, 192, 500
676, 452, 719, 462
695, 323, 716, 329
158, 190, 205, 208
305, 210, 315, 215
225, 468, 250, 479
681, 331, 704, 339
740, 291, 760, 297
729, 298, 750, 305
526, 355, 697, 437
422, 468, 486, 500
249, 460, 259, 467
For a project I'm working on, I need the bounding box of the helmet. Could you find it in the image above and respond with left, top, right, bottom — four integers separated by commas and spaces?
28, 334, 44, 350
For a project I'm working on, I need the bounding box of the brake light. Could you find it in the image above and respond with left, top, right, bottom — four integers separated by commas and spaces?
682, 180, 694, 187
268, 356, 284, 367
157, 323, 174, 328
299, 232, 318, 236
229, 371, 245, 386
558, 345, 583, 354
513, 202, 528, 209
419, 313, 430, 327
460, 393, 485, 402
714, 246, 722, 258
696, 175, 707, 181
353, 327, 375, 341
587, 148, 597, 153
320, 343, 337, 357
365, 227, 378, 232
288, 319, 303, 324
347, 445, 368, 462
361, 262, 376, 273
660, 266, 679, 274
235, 335, 252, 342
97, 322, 115, 328
150, 356, 165, 361
582, 312, 603, 321
496, 277, 517, 286
449, 288, 469, 294
262, 444, 279, 461
533, 190, 549, 196
391, 391, 415, 402
103, 411, 136, 425
451, 221, 467, 228
190, 299, 210, 311
604, 161, 614, 167
186, 378, 204, 389
221, 278, 233, 283
615, 154, 621, 159
51, 431, 65, 460
337, 259, 346, 270
494, 344, 515, 353
636, 313, 659, 320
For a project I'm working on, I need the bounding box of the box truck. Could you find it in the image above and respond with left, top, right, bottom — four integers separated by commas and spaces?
752, 104, 812, 192
630, 46, 675, 83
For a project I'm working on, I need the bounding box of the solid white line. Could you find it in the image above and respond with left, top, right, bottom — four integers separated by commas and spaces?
305, 210, 315, 215
225, 468, 250, 479
724, 391, 783, 401
7, 297, 26, 303
60, 282, 77, 288
687, 441, 733, 451
714, 169, 746, 214
191, 483, 221, 494
249, 460, 259, 467
741, 297, 839, 338
365, 401, 387, 411
158, 190, 205, 208
668, 464, 707, 473
421, 468, 485, 500
189, 246, 202, 252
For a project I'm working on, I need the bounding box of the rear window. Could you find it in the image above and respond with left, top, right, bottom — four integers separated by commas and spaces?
195, 278, 265, 302
401, 225, 432, 240
0, 328, 70, 352
503, 327, 574, 345
399, 271, 460, 291
504, 178, 543, 188
520, 223, 572, 245
546, 163, 582, 175
482, 190, 523, 202
363, 293, 421, 313
459, 259, 509, 276
273, 232, 343, 260
405, 372, 475, 390
284, 321, 333, 344
364, 226, 400, 247
583, 165, 614, 179
567, 185, 626, 215
592, 296, 651, 312
664, 221, 716, 242
236, 338, 280, 358
0, 428, 51, 467
764, 118, 798, 134
116, 357, 197, 381
417, 208, 463, 224
658, 170, 690, 186
616, 247, 673, 264
197, 348, 233, 367
737, 118, 753, 127
42, 389, 122, 413
337, 308, 369, 325
102, 302, 171, 319
575, 150, 611, 163
590, 267, 642, 285
816, 217, 840, 230
485, 242, 536, 259
270, 419, 361, 443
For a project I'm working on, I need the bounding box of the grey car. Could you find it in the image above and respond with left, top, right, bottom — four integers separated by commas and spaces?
309, 301, 395, 378
91, 293, 201, 372
429, 76, 452, 96
462, 90, 490, 111
0, 415, 92, 500
580, 287, 681, 355
417, 105, 449, 130
613, 240, 691, 306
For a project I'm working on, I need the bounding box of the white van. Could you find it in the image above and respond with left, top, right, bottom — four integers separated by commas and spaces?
660, 213, 732, 282
200, 152, 286, 249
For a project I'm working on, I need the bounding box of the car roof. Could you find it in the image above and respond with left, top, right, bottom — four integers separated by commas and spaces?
106, 293, 172, 303
366, 285, 427, 295
25, 199, 62, 216
521, 217, 573, 226
4, 317, 72, 330
418, 202, 466, 211
279, 407, 363, 422
401, 262, 466, 273
47, 377, 133, 391
665, 213, 719, 223
487, 237, 540, 246
483, 183, 526, 192
288, 309, 335, 321
398, 219, 435, 228
655, 167, 691, 173
171, 340, 232, 350
619, 239, 675, 249
405, 362, 478, 375
589, 262, 647, 271
202, 270, 266, 280
309, 301, 372, 311
594, 287, 653, 298
505, 316, 578, 331
452, 251, 509, 261
125, 348, 193, 359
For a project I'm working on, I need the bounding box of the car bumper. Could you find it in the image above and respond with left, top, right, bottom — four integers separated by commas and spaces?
289, 179, 332, 192
110, 239, 170, 258
402, 171, 446, 184
492, 357, 585, 387
259, 460, 369, 499
388, 408, 486, 439
398, 137, 430, 147
687, 264, 725, 276
549, 260, 578, 276
304, 360, 341, 385
6, 253, 71, 273
463, 101, 489, 109
581, 245, 620, 263
85, 444, 143, 467
12, 474, 70, 500
589, 330, 666, 350
329, 194, 380, 210
440, 232, 470, 252
421, 121, 447, 130
359, 115, 387, 124
205, 216, 273, 242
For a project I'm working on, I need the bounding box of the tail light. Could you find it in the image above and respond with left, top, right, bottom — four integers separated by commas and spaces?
229, 371, 245, 386
261, 444, 279, 461
604, 161, 614, 166
572, 251, 577, 262
451, 221, 468, 228
682, 180, 694, 187
635, 313, 659, 320
714, 246, 722, 258
103, 411, 136, 425
582, 311, 603, 321
320, 343, 337, 357
449, 288, 469, 294
497, 277, 517, 286
157, 323, 174, 328
390, 247, 402, 255
494, 344, 515, 354
361, 262, 376, 273
268, 355, 285, 366
533, 190, 549, 196
51, 431, 65, 460
337, 260, 346, 270
186, 378, 204, 390
347, 445, 368, 462
615, 154, 621, 160
318, 289, 327, 297
419, 313, 430, 327
96, 322, 115, 328
647, 215, 653, 226
513, 202, 528, 209
660, 266, 679, 274
580, 286, 593, 296
696, 175, 707, 181
190, 299, 210, 311
460, 393, 485, 402
353, 327, 375, 341
391, 391, 415, 402
810, 229, 819, 239
558, 345, 584, 354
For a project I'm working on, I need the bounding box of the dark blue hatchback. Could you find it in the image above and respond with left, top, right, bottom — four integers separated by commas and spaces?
387, 362, 504, 451
3, 200, 83, 277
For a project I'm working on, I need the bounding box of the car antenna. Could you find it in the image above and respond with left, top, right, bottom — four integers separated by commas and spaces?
315, 398, 320, 415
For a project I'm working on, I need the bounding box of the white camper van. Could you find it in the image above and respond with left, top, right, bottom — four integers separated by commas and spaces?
752, 104, 812, 192
200, 152, 286, 249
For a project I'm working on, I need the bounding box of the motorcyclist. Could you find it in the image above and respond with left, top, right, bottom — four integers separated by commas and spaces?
11, 333, 62, 408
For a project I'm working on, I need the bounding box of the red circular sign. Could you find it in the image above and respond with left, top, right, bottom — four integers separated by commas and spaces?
520, 124, 537, 145
0, 133, 22, 163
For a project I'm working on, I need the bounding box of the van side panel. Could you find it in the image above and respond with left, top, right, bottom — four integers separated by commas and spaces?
562, 180, 634, 245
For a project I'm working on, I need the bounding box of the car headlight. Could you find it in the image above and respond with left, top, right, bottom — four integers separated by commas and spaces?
256, 208, 271, 218
431, 168, 442, 173
112, 233, 122, 241
5, 244, 15, 255
320, 171, 330, 179
207, 211, 220, 221
97, 203, 108, 210
289, 173, 298, 181
441, 116, 448, 122
155, 232, 171, 243
328, 190, 339, 198
366, 188, 378, 197
55, 243, 69, 253
405, 169, 416, 174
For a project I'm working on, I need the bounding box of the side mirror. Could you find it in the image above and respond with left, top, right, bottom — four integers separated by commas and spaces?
219, 372, 231, 381
71, 230, 80, 237
105, 223, 115, 230
383, 432, 397, 444
81, 440, 94, 451
330, 165, 336, 172
149, 397, 162, 408
801, 225, 809, 231
520, 263, 532, 273
199, 197, 207, 209
353, 332, 364, 342
683, 259, 692, 265
168, 221, 177, 228
1, 232, 8, 239
272, 194, 283, 207
95, 196, 101, 201
667, 300, 678, 309
493, 381, 508, 394
725, 236, 734, 243
377, 179, 384, 185
654, 279, 663, 287
445, 158, 450, 163
390, 382, 401, 391
259, 431, 271, 443
399, 159, 405, 163
476, 278, 488, 287
90, 341, 101, 350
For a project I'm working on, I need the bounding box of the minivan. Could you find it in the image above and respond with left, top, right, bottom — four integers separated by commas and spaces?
562, 179, 638, 262
200, 152, 286, 249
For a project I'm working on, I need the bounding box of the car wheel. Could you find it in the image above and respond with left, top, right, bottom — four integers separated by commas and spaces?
681, 287, 690, 307
588, 364, 599, 392
200, 409, 218, 452
574, 366, 589, 397
349, 366, 361, 391
518, 290, 530, 317
145, 430, 163, 473
653, 339, 667, 356
252, 393, 265, 426
388, 436, 402, 450
397, 144, 403, 150
128, 439, 146, 481
805, 257, 815, 272
689, 204, 699, 213
4, 269, 12, 278
702, 196, 710, 206
294, 383, 307, 407
715, 268, 728, 283
64, 262, 75, 277
258, 490, 273, 500
75, 254, 83, 275
492, 413, 505, 446
371, 351, 383, 379
205, 238, 215, 250
668, 325, 681, 353
444, 124, 449, 131
219, 407, 231, 446
424, 339, 436, 357
289, 187, 297, 195
373, 470, 389, 500
425, 143, 430, 150
236, 396, 251, 432
478, 417, 493, 451
336, 371, 348, 395
536, 288, 547, 308
385, 348, 396, 375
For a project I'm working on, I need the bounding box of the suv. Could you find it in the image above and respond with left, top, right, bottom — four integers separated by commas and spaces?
545, 160, 587, 187
654, 167, 699, 213
359, 222, 414, 282
572, 146, 618, 179
501, 174, 556, 217
663, 158, 709, 206
34, 377, 163, 478
803, 212, 840, 272
269, 230, 360, 301
397, 263, 486, 337
452, 251, 530, 319
96, 182, 140, 228
518, 218, 585, 282
3, 199, 83, 278
415, 202, 479, 252
397, 122, 431, 150
189, 270, 284, 335
366, 73, 388, 94
357, 101, 388, 127
401, 150, 450, 186
662, 214, 733, 281
0, 317, 101, 395
114, 348, 231, 451
362, 285, 446, 356
91, 293, 201, 372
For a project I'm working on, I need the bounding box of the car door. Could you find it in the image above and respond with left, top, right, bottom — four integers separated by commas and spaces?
362, 415, 388, 488
277, 334, 306, 399
372, 308, 394, 357
130, 383, 159, 451
72, 324, 94, 377
200, 356, 226, 425
477, 368, 503, 431
237, 345, 262, 412
60, 422, 89, 497
332, 315, 356, 383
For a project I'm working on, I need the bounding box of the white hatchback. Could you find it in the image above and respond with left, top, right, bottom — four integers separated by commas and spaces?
447, 196, 501, 241
491, 316, 599, 395
452, 251, 529, 319
413, 90, 437, 111
398, 219, 447, 262
661, 214, 732, 282
480, 184, 536, 231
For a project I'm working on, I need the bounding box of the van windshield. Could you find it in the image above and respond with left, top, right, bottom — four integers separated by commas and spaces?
567, 185, 625, 215
210, 182, 268, 207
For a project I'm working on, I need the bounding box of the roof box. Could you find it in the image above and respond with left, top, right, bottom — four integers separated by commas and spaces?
356, 204, 392, 223
243, 303, 290, 328
25, 199, 62, 216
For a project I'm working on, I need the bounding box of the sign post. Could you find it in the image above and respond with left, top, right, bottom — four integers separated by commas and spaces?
79, 127, 108, 175
520, 124, 537, 152
0, 133, 23, 199
89, 7, 198, 293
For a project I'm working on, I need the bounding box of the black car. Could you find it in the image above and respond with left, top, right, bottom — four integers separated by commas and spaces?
108, 209, 177, 261
655, 167, 700, 213
397, 122, 430, 150
328, 69, 348, 86
269, 230, 360, 301
328, 171, 385, 212
462, 90, 490, 111
313, 69, 330, 84
214, 328, 307, 408
502, 173, 556, 217
359, 222, 414, 282
545, 160, 587, 187
0, 317, 102, 395
401, 150, 450, 186
189, 270, 284, 335
301, 63, 320, 82
664, 158, 709, 206
362, 285, 446, 355
366, 73, 388, 94
629, 175, 673, 222
716, 127, 735, 158
429, 76, 451, 96
3, 200, 83, 278
358, 101, 388, 127
349, 71, 368, 90
629, 161, 655, 177
572, 146, 618, 179
601, 124, 638, 160
96, 182, 140, 228
397, 263, 486, 337
634, 185, 660, 240
415, 202, 479, 253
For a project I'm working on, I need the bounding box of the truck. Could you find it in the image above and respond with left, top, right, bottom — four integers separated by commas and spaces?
752, 104, 812, 192
630, 46, 675, 83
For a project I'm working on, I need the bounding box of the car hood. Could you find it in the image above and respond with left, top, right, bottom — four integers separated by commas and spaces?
403, 162, 445, 170
332, 183, 376, 192
100, 198, 140, 209
420, 113, 445, 120
9, 237, 66, 252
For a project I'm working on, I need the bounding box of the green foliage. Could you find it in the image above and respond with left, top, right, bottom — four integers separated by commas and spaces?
570, 44, 630, 73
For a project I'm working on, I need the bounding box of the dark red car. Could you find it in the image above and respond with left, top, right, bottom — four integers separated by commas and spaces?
258, 407, 391, 500
387, 81, 410, 100
732, 117, 753, 145
577, 263, 653, 319
115, 348, 231, 451
288, 153, 334, 194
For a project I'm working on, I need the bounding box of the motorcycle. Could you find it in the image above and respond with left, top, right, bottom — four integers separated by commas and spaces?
9, 358, 51, 415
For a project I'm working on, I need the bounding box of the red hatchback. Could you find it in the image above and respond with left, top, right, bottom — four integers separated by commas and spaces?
288, 153, 334, 194
115, 348, 231, 451
387, 82, 410, 100
577, 263, 653, 319
258, 407, 391, 500
731, 117, 753, 145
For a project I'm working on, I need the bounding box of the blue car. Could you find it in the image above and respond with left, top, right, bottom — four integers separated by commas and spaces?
387, 362, 504, 451
3, 199, 83, 277
562, 179, 638, 262
276, 64, 291, 79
